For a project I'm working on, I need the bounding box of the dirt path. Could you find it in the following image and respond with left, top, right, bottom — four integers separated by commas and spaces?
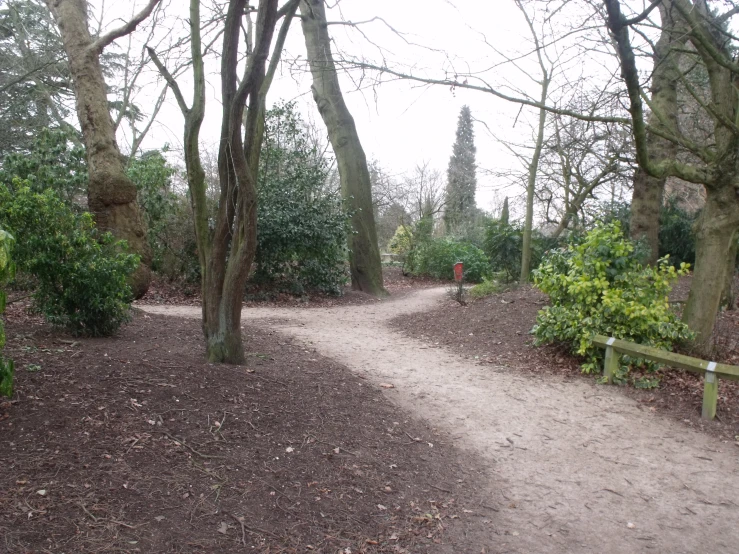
141, 289, 739, 554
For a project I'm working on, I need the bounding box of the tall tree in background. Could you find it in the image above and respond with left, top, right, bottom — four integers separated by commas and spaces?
299, 0, 386, 296
500, 197, 510, 225
444, 105, 477, 231
44, 0, 160, 298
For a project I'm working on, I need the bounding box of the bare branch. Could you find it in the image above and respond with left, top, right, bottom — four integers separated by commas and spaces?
89, 0, 163, 55
146, 46, 190, 115
340, 59, 629, 125
623, 0, 662, 26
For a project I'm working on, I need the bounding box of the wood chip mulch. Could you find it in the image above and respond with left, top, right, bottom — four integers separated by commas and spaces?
0, 305, 495, 553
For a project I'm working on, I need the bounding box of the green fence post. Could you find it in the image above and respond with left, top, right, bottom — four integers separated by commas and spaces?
603, 338, 618, 385
702, 362, 718, 420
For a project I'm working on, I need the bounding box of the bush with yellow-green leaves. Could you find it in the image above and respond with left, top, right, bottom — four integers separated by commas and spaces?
532, 222, 693, 376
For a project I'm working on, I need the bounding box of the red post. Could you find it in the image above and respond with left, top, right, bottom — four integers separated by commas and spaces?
454, 262, 464, 282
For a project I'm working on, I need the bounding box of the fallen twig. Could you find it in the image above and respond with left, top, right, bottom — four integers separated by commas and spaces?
223, 510, 279, 540
428, 483, 451, 494
159, 430, 224, 459
78, 503, 98, 522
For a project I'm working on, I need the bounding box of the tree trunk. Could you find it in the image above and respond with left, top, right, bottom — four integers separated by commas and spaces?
720, 231, 737, 310
683, 187, 739, 352
299, 0, 386, 296
45, 0, 152, 297
628, 3, 682, 265
630, 168, 665, 263
552, 209, 575, 239
520, 79, 549, 282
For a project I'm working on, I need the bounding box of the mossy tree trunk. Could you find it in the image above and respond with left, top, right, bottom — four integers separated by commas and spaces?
44, 0, 159, 298
299, 0, 386, 296
149, 0, 298, 363
683, 184, 739, 342
628, 4, 683, 265
630, 169, 665, 264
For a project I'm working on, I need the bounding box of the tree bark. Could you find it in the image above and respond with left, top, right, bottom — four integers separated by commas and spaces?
628, 4, 682, 265
720, 232, 737, 310
520, 77, 549, 282
683, 185, 739, 349
45, 0, 152, 298
299, 0, 386, 296
630, 168, 665, 263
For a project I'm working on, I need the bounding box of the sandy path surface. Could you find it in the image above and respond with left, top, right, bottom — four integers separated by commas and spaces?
141, 289, 739, 553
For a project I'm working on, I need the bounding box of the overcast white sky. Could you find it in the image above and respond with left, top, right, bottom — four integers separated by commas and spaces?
96, 0, 623, 217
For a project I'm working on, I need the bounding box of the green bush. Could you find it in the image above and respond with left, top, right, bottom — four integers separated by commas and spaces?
401, 216, 434, 275
388, 225, 413, 255
483, 220, 522, 282
468, 277, 502, 298
255, 102, 349, 295
127, 149, 179, 273
0, 182, 138, 336
483, 219, 562, 282
0, 128, 87, 205
413, 238, 489, 282
0, 228, 14, 398
532, 222, 693, 374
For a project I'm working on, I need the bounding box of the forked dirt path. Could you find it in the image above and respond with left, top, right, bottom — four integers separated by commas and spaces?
141, 289, 739, 554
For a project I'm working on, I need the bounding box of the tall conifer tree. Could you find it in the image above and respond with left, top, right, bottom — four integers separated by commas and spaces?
444, 105, 477, 231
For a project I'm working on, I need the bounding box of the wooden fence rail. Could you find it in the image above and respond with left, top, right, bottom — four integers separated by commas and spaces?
593, 335, 739, 420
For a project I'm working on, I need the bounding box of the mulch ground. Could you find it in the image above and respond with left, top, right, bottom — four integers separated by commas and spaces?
0, 307, 495, 553
136, 267, 443, 309
392, 278, 739, 443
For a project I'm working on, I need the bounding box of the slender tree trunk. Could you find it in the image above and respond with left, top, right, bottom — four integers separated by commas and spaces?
45, 0, 152, 297
520, 80, 549, 282
683, 185, 739, 351
299, 0, 386, 296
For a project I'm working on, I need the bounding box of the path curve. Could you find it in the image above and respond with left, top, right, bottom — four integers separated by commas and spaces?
141, 289, 739, 553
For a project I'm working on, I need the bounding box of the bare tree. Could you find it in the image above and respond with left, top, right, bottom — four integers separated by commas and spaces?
513, 0, 555, 282
604, 0, 739, 351
538, 101, 634, 238
44, 0, 163, 297
148, 0, 299, 363
404, 161, 446, 223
